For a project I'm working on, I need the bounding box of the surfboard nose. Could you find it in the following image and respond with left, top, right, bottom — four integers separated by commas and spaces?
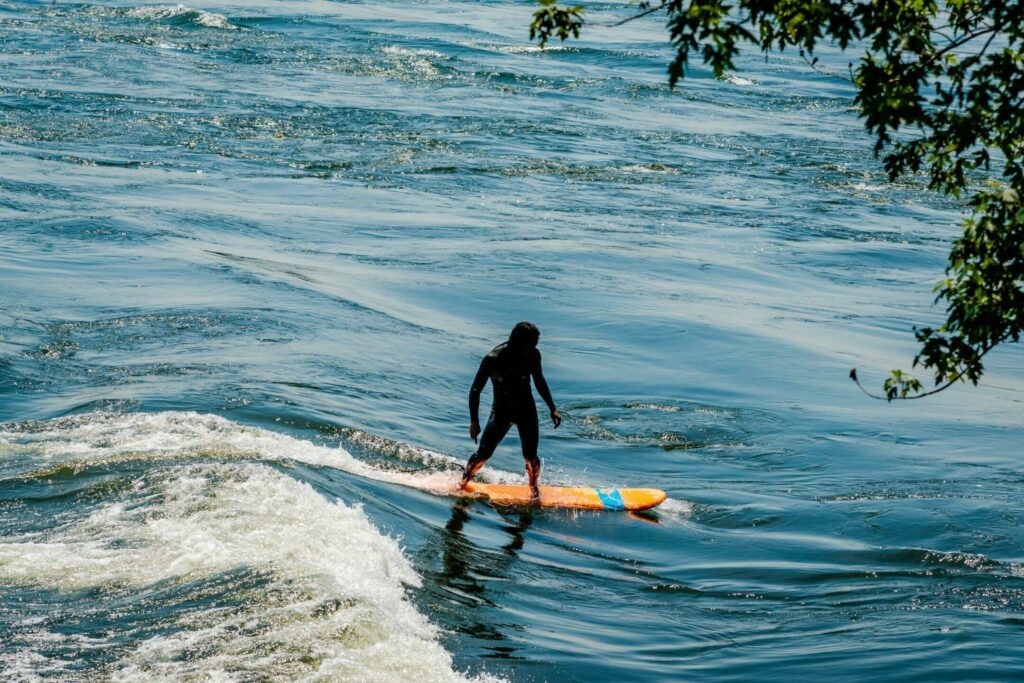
619, 488, 667, 511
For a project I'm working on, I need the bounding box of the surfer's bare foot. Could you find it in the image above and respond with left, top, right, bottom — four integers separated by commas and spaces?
530, 486, 540, 501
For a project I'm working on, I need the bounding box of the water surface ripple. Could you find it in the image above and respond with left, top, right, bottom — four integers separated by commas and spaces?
1, 0, 1023, 680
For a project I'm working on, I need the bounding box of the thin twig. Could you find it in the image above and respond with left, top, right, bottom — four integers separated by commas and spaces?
976, 26, 1000, 60
923, 23, 1002, 67
850, 367, 968, 400
849, 334, 1008, 401
799, 50, 854, 83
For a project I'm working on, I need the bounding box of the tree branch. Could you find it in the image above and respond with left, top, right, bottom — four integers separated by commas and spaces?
849, 366, 968, 400
849, 332, 1009, 401
922, 23, 1002, 68
975, 26, 1000, 61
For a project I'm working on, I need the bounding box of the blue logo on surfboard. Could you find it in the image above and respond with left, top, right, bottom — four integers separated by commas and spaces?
595, 488, 626, 510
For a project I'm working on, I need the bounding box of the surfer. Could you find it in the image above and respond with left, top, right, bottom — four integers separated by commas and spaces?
460, 321, 561, 500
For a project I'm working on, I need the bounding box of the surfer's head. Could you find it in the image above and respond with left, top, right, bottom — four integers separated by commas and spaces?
509, 321, 540, 350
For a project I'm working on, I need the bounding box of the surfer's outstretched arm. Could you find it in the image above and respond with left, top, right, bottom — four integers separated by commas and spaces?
468, 354, 492, 442
532, 351, 561, 428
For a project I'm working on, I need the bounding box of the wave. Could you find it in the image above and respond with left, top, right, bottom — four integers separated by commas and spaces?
0, 410, 691, 513
0, 412, 513, 681
62, 4, 237, 30
0, 410, 522, 489
120, 5, 236, 30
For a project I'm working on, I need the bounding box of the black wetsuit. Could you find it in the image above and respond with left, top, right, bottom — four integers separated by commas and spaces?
466, 342, 556, 473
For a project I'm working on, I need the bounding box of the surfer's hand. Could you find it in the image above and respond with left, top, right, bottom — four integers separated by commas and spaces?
469, 421, 480, 443
550, 409, 561, 429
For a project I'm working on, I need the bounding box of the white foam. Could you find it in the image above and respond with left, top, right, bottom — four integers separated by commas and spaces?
658, 498, 694, 518
495, 45, 545, 54
380, 45, 447, 78
125, 4, 236, 29
0, 649, 71, 681
0, 461, 487, 681
850, 181, 888, 192
0, 410, 521, 486
0, 412, 521, 680
619, 164, 678, 175
721, 72, 754, 86
381, 45, 445, 60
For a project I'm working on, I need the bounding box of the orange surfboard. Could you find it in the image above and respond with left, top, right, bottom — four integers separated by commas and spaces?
459, 482, 666, 511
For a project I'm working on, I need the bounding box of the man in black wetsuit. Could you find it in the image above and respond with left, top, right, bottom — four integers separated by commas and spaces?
460, 321, 561, 499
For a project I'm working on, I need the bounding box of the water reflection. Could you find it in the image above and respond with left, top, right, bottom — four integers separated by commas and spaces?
441, 498, 535, 588
439, 498, 487, 602
499, 507, 534, 558
417, 499, 537, 658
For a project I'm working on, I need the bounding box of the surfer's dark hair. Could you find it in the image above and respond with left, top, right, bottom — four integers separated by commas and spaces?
509, 321, 540, 348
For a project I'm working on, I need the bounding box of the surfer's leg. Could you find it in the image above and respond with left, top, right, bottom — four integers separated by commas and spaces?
461, 411, 511, 488
517, 413, 540, 499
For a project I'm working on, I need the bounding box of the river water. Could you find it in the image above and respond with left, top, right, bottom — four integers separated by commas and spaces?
1, 0, 1023, 680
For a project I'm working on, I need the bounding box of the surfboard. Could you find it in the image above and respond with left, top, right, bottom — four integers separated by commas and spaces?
457, 482, 667, 511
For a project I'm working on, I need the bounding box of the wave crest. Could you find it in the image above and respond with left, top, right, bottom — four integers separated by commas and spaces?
122, 4, 236, 30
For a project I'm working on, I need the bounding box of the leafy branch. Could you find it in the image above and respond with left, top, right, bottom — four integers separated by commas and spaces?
530, 0, 585, 48
530, 0, 1024, 401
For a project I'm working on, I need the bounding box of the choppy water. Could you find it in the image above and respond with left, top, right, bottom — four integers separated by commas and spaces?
2, 0, 1023, 680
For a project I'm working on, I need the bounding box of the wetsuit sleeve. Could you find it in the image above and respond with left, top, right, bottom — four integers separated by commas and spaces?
532, 351, 556, 412
468, 354, 492, 424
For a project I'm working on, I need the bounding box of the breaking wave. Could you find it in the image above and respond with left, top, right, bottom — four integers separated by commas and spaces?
0, 412, 505, 681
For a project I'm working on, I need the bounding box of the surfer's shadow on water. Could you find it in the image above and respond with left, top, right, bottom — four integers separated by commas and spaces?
427, 498, 571, 602
446, 498, 536, 559
412, 497, 535, 632
440, 496, 664, 578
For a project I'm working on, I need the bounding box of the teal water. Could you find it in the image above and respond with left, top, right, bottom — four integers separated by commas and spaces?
2, 0, 1024, 680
